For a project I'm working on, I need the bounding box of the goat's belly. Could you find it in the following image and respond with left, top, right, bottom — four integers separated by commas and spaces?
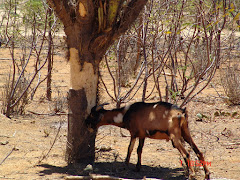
149, 131, 169, 140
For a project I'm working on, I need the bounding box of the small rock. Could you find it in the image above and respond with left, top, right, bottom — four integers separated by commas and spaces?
196, 113, 203, 121
83, 164, 93, 172
221, 128, 232, 137
96, 145, 112, 152
0, 141, 9, 145
232, 112, 238, 117
214, 111, 220, 117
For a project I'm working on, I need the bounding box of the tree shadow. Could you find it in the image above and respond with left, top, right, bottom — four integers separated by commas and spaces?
38, 161, 187, 180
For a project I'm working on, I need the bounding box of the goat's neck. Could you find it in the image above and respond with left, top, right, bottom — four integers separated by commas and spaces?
100, 109, 125, 128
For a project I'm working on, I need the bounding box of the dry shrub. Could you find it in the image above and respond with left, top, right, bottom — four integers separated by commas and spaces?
221, 64, 240, 105
51, 90, 67, 113
191, 40, 216, 81
1, 73, 29, 115
116, 36, 140, 87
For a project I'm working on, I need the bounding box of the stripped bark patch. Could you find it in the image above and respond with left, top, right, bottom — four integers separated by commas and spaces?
79, 2, 87, 17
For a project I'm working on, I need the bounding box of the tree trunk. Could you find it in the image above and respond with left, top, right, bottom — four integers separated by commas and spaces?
47, 9, 53, 101
66, 46, 99, 164
66, 89, 96, 163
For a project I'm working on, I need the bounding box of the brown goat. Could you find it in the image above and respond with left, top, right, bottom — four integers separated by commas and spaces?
85, 101, 210, 179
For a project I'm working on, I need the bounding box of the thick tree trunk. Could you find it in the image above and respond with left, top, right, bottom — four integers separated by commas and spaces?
66, 47, 99, 164
47, 0, 148, 165
66, 89, 96, 163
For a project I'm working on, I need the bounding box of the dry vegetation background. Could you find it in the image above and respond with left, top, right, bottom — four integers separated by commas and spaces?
1, 0, 240, 179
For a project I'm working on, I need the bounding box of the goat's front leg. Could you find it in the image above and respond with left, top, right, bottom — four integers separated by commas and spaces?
125, 136, 136, 165
182, 128, 210, 179
171, 135, 195, 179
136, 138, 145, 171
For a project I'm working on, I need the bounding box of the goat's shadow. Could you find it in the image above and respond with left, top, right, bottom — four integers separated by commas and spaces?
38, 161, 187, 180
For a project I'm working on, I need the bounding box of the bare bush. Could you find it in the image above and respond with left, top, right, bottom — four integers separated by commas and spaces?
115, 35, 140, 87
221, 64, 240, 105
1, 74, 29, 115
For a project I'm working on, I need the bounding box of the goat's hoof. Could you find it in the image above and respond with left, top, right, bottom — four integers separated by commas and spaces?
134, 168, 140, 172
205, 172, 210, 180
188, 172, 195, 180
134, 164, 141, 172
125, 158, 130, 164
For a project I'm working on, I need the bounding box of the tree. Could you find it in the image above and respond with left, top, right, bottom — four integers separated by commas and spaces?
46, 0, 148, 164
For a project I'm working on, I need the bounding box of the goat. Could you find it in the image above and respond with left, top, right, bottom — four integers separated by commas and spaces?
85, 101, 210, 179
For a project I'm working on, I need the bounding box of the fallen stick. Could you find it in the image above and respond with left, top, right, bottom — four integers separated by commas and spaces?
0, 147, 17, 165
28, 110, 67, 116
222, 142, 240, 146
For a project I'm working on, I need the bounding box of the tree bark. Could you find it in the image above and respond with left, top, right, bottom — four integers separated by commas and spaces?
47, 9, 53, 101
67, 89, 96, 163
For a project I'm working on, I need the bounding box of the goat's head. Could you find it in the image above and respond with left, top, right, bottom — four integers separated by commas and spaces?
85, 103, 109, 132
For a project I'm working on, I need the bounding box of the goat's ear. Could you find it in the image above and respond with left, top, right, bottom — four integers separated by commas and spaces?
182, 107, 188, 113
95, 103, 109, 111
183, 107, 188, 119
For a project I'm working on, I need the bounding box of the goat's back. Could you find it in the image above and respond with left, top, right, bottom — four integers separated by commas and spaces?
123, 102, 185, 135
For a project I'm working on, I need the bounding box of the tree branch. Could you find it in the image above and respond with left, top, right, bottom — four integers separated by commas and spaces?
114, 0, 148, 38
90, 0, 148, 60
47, 0, 72, 27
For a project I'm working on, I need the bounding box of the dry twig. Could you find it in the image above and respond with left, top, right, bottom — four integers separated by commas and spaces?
0, 146, 18, 166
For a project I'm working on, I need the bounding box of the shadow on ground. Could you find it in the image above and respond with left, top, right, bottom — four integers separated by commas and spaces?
38, 161, 186, 180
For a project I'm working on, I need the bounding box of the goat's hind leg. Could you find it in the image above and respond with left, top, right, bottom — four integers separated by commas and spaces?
136, 138, 145, 171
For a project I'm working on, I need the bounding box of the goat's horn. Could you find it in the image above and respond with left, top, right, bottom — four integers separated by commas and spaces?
95, 103, 109, 111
